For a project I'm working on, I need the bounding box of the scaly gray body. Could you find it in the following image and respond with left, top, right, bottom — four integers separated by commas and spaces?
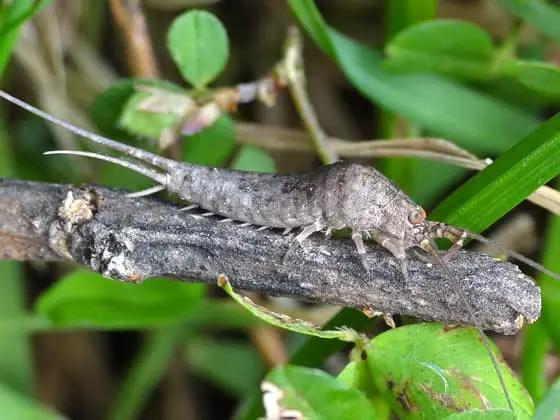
170, 160, 417, 233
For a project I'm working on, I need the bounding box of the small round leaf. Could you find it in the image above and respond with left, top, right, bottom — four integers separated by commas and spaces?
167, 10, 229, 88
384, 20, 495, 79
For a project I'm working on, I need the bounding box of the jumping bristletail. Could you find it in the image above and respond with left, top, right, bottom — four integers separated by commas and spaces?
2, 89, 557, 414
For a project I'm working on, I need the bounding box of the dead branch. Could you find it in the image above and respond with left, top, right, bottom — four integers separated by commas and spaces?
0, 178, 540, 335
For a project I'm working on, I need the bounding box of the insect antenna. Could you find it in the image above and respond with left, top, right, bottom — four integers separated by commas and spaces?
427, 220, 560, 281
421, 238, 515, 414
465, 229, 560, 281
0, 90, 180, 173
43, 150, 169, 186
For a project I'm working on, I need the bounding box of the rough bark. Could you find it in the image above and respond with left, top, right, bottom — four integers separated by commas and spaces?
0, 178, 541, 334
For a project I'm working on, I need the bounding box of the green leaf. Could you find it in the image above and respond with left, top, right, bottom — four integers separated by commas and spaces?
0, 263, 31, 395
182, 114, 235, 166
167, 10, 229, 88
519, 321, 548, 402
35, 270, 204, 328
0, 381, 62, 420
496, 0, 560, 45
119, 90, 184, 139
0, 102, 32, 395
444, 410, 520, 419
231, 146, 276, 173
264, 365, 377, 419
185, 337, 265, 397
109, 324, 185, 420
539, 185, 560, 352
218, 275, 364, 344
380, 0, 437, 196
384, 20, 495, 79
90, 80, 187, 190
430, 111, 560, 232
337, 361, 391, 418
533, 375, 560, 420
288, 0, 540, 155
502, 61, 560, 97
384, 0, 437, 39
366, 324, 532, 418
233, 309, 369, 420
0, 301, 264, 334
0, 0, 50, 77
90, 79, 184, 142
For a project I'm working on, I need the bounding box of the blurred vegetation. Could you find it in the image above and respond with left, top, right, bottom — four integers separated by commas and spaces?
0, 0, 559, 419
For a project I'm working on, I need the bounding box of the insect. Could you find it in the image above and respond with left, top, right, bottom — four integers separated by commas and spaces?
2, 89, 557, 414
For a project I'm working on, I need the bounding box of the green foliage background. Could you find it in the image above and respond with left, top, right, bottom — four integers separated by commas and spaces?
0, 1, 559, 419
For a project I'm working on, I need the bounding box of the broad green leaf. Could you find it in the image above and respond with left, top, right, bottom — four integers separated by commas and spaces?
109, 324, 185, 420
338, 361, 390, 418
265, 365, 377, 419
0, 382, 62, 420
231, 146, 276, 173
182, 114, 235, 166
385, 20, 495, 79
533, 375, 560, 420
496, 0, 560, 45
35, 270, 204, 328
502, 61, 560, 97
185, 337, 265, 397
288, 0, 540, 155
444, 410, 520, 419
366, 324, 532, 419
167, 10, 229, 88
0, 301, 262, 334
0, 0, 51, 76
430, 111, 560, 232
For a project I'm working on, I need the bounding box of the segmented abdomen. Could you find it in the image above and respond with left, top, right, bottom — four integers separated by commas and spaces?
172, 164, 327, 228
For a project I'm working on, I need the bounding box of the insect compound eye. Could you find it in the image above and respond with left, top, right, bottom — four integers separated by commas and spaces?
407, 208, 426, 225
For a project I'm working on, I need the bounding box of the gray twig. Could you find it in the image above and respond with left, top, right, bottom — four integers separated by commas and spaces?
0, 178, 540, 334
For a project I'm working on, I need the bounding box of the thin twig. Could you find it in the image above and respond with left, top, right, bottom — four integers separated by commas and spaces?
0, 178, 541, 335
108, 0, 160, 79
282, 26, 338, 164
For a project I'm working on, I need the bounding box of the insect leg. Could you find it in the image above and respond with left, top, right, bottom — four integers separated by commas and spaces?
369, 231, 409, 282
424, 222, 466, 261
352, 231, 376, 282
282, 221, 324, 264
